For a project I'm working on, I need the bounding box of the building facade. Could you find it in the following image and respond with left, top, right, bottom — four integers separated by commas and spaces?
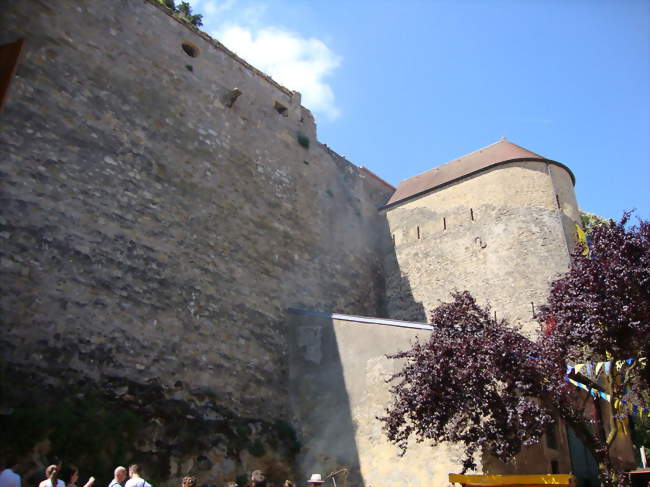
0, 0, 606, 485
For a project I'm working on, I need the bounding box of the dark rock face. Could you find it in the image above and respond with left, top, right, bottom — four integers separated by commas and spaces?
0, 0, 393, 484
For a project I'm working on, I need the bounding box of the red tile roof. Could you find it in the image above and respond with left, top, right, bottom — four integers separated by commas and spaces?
382, 139, 575, 209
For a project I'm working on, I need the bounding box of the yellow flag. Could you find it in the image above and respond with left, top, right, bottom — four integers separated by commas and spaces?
595, 362, 604, 377
575, 224, 589, 255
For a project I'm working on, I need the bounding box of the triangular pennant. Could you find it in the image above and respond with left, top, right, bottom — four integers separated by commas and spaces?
585, 363, 593, 377
626, 358, 635, 365
574, 363, 585, 375
595, 362, 604, 377
604, 361, 612, 375
566, 364, 574, 375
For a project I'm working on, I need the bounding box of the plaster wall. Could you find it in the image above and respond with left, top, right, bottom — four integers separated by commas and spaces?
0, 0, 393, 480
289, 314, 471, 487
289, 314, 573, 486
384, 161, 580, 333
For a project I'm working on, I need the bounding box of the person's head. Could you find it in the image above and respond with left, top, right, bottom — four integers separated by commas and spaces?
182, 477, 196, 487
49, 458, 63, 471
283, 482, 295, 487
129, 465, 141, 478
114, 467, 127, 483
250, 471, 266, 487
46, 465, 60, 480
61, 466, 79, 485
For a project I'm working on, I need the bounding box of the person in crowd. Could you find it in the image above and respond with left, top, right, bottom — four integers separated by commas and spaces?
283, 482, 295, 487
60, 466, 94, 487
124, 465, 151, 487
248, 471, 266, 487
38, 465, 65, 487
108, 467, 127, 487
181, 477, 195, 487
0, 457, 21, 487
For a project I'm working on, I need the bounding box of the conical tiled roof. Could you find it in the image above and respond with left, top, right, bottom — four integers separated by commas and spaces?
383, 139, 574, 209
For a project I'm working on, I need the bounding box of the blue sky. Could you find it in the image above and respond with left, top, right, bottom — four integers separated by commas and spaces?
189, 0, 649, 220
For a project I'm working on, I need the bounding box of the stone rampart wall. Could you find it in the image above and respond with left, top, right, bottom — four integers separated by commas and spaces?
0, 0, 393, 482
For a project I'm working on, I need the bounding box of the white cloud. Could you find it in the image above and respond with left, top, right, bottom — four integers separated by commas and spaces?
212, 25, 342, 120
200, 0, 236, 18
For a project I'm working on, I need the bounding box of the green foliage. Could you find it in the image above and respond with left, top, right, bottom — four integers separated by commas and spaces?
157, 0, 203, 27
297, 134, 310, 149
580, 210, 609, 235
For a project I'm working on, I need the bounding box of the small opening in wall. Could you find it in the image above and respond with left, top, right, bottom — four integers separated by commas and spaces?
392, 233, 395, 245
556, 194, 561, 209
443, 217, 447, 230
470, 208, 474, 221
494, 311, 497, 321
550, 461, 559, 474
274, 101, 288, 117
417, 226, 420, 239
531, 302, 536, 318
303, 160, 310, 165
182, 42, 199, 58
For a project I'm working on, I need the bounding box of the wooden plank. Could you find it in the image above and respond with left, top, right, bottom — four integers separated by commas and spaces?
448, 473, 575, 486
0, 38, 24, 112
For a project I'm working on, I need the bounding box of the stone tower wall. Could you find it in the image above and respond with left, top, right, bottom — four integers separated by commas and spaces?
384, 161, 580, 332
0, 0, 393, 482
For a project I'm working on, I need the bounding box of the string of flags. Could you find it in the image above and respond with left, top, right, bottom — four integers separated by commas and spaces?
565, 357, 649, 418
565, 357, 647, 379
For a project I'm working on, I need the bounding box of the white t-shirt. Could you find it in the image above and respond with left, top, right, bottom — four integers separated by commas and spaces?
39, 479, 64, 487
0, 469, 20, 487
125, 478, 151, 487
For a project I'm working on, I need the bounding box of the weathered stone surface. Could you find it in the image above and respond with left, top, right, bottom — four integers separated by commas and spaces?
384, 161, 581, 335
0, 0, 392, 483
0, 0, 587, 484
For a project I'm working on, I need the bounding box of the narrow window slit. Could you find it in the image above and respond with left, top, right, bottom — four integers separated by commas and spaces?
417, 226, 420, 239
470, 208, 474, 221
531, 302, 536, 318
556, 194, 561, 208
443, 217, 447, 230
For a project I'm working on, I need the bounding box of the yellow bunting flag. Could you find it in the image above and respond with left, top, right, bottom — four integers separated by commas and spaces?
575, 224, 589, 256
595, 362, 604, 377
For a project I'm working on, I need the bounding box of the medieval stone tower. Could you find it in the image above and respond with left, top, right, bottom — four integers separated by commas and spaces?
383, 139, 581, 331
0, 1, 581, 486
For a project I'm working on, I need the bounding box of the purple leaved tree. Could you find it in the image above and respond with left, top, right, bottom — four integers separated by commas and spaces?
380, 213, 649, 487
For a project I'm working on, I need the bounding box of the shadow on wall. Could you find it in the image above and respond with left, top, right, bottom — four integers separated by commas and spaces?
288, 313, 362, 484
381, 237, 427, 322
